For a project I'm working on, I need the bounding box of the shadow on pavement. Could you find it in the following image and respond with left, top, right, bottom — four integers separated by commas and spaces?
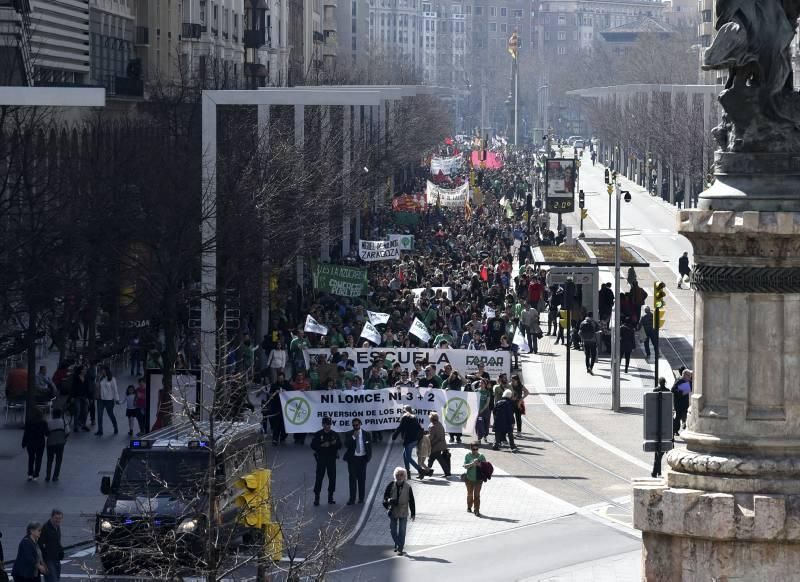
476, 515, 520, 523
405, 554, 451, 564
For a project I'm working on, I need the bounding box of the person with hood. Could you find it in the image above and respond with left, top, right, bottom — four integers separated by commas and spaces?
391, 406, 433, 479
492, 389, 517, 452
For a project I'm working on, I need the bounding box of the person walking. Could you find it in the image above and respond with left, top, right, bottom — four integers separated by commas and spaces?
578, 314, 599, 374
652, 378, 672, 478
265, 339, 288, 384
476, 379, 493, 444
310, 417, 341, 506
11, 522, 46, 582
95, 366, 121, 437
22, 408, 48, 482
391, 406, 433, 479
638, 307, 656, 359
69, 366, 90, 433
343, 417, 371, 505
510, 375, 530, 435
620, 317, 637, 374
44, 410, 68, 483
382, 467, 415, 555
672, 369, 693, 436
425, 412, 450, 477
463, 442, 487, 517
492, 390, 517, 452
520, 302, 542, 354
38, 511, 63, 582
677, 251, 691, 289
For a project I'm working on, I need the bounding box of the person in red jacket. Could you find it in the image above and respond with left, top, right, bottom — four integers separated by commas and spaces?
527, 278, 544, 309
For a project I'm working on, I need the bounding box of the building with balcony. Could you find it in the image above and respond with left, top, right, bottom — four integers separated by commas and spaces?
0, 0, 34, 85
30, 0, 90, 85
89, 0, 136, 95
179, 0, 245, 88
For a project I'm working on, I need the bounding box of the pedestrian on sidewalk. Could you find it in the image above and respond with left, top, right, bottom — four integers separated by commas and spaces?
382, 467, 415, 555
638, 307, 656, 358
95, 366, 121, 437
672, 369, 693, 436
620, 317, 636, 374
22, 407, 48, 482
520, 301, 542, 354
11, 522, 46, 582
677, 251, 691, 289
510, 375, 530, 435
651, 378, 672, 478
311, 417, 341, 506
425, 412, 451, 477
69, 366, 90, 433
343, 417, 372, 505
463, 442, 487, 517
476, 379, 493, 444
392, 406, 433, 479
44, 409, 68, 482
579, 314, 599, 374
38, 510, 63, 582
492, 390, 517, 452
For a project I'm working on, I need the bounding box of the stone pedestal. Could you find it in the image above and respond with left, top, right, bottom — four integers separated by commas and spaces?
633, 210, 800, 581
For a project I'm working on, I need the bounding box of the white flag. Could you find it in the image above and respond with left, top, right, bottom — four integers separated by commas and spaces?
512, 326, 530, 353
304, 314, 328, 336
360, 321, 383, 345
408, 317, 431, 344
367, 310, 390, 326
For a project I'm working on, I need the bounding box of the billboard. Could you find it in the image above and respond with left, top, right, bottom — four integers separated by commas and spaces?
545, 158, 576, 214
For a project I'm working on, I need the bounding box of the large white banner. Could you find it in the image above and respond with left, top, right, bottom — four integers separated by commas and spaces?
426, 181, 469, 208
430, 155, 463, 176
359, 238, 401, 261
304, 347, 511, 378
387, 234, 414, 252
279, 387, 478, 434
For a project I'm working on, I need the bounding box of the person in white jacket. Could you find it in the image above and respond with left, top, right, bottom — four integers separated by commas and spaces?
265, 340, 288, 383
95, 366, 122, 437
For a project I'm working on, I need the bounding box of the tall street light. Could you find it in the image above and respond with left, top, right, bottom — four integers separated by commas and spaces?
611, 181, 632, 412
508, 31, 520, 146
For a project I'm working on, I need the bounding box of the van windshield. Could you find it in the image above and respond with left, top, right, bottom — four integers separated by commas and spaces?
116, 452, 209, 493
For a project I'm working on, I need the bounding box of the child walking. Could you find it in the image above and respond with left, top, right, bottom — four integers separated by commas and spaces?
125, 385, 146, 436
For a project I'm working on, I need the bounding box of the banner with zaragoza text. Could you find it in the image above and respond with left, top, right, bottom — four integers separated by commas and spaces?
279, 387, 478, 434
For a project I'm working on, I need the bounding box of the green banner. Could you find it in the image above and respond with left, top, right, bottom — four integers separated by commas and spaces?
313, 263, 368, 297
393, 211, 420, 227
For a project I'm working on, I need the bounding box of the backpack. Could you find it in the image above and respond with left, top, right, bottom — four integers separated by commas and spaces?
579, 320, 596, 341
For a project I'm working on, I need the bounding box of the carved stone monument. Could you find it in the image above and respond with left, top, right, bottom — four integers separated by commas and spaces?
633, 1, 800, 579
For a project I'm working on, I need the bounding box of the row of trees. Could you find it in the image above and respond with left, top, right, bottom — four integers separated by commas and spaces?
0, 77, 450, 415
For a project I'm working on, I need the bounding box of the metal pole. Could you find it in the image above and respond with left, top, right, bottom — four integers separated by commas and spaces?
566, 309, 571, 405
654, 318, 660, 388
514, 60, 519, 146
608, 191, 612, 230
611, 181, 622, 412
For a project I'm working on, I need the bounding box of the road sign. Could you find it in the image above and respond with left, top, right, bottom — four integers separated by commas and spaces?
548, 267, 593, 285
643, 391, 674, 452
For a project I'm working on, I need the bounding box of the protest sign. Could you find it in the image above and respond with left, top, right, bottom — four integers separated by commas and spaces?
425, 181, 469, 208
304, 315, 328, 335
304, 347, 511, 379
409, 317, 431, 343
360, 321, 382, 345
279, 387, 478, 434
367, 310, 390, 325
313, 263, 368, 297
359, 238, 401, 261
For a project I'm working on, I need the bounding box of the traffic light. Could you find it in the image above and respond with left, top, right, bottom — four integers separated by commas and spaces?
654, 282, 667, 330
236, 469, 272, 528
604, 169, 610, 184
607, 184, 613, 195
578, 189, 585, 208
580, 208, 588, 220
559, 309, 568, 329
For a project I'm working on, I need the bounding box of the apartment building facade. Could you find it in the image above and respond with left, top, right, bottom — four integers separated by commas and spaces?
89, 0, 135, 94
30, 0, 90, 84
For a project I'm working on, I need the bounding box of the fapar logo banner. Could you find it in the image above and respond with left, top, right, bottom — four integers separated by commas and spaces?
304, 347, 511, 378
279, 387, 478, 434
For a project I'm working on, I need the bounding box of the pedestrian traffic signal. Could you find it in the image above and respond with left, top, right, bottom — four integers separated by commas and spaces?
236, 469, 272, 528
604, 169, 610, 184
559, 309, 568, 329
578, 189, 585, 208
654, 282, 667, 330
580, 208, 588, 220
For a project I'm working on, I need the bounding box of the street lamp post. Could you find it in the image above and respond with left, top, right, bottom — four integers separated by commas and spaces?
611, 179, 622, 412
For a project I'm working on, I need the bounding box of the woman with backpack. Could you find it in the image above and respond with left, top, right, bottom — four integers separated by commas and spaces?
45, 408, 69, 482
391, 406, 433, 480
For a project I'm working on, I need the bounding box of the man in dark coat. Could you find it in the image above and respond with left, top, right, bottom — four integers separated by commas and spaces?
492, 389, 517, 452
310, 417, 342, 506
342, 417, 372, 505
638, 307, 656, 358
677, 252, 691, 289
620, 318, 637, 374
39, 509, 63, 582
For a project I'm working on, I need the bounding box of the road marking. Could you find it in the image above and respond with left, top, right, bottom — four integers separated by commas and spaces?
538, 393, 651, 472
336, 438, 394, 548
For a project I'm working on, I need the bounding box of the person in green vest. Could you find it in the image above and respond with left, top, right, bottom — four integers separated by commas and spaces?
289, 328, 310, 373
432, 326, 454, 349
328, 325, 345, 348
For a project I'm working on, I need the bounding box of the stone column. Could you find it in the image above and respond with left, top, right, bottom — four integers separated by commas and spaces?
634, 209, 800, 581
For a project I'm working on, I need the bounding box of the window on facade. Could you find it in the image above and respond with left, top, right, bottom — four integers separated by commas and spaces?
475, 6, 482, 15
544, 31, 550, 40
489, 7, 496, 16
513, 9, 523, 17
558, 31, 565, 40
489, 22, 496, 31
500, 7, 506, 16
557, 46, 566, 55
558, 14, 565, 25
701, 9, 712, 22
500, 23, 507, 32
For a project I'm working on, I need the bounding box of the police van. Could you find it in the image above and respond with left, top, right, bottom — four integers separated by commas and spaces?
95, 422, 268, 574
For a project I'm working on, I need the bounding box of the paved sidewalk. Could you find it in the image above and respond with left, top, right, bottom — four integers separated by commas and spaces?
355, 442, 577, 547
527, 549, 640, 582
